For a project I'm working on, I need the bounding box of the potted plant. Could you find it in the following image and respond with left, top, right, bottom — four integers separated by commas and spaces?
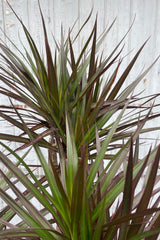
0, 3, 159, 240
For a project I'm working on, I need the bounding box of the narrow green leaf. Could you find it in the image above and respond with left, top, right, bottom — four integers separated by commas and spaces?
66, 113, 78, 199
0, 227, 66, 240
0, 170, 53, 230
134, 136, 139, 165
128, 228, 160, 240
133, 147, 151, 191
145, 213, 160, 240
88, 18, 97, 81
119, 139, 133, 240
107, 39, 149, 100
0, 229, 39, 239
118, 55, 160, 100
71, 156, 85, 239
39, 3, 59, 116
104, 208, 160, 228
93, 197, 106, 240
127, 145, 160, 238
0, 111, 52, 149
0, 188, 55, 240
87, 100, 129, 194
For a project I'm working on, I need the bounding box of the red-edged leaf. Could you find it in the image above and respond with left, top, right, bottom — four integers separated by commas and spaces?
70, 153, 86, 239
119, 138, 133, 240
107, 39, 149, 100
127, 145, 160, 238
38, 3, 59, 115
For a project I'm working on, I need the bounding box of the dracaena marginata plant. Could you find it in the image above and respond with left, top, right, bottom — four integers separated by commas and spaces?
0, 2, 160, 240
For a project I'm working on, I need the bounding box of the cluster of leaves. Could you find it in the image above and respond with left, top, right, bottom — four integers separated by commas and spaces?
0, 2, 160, 240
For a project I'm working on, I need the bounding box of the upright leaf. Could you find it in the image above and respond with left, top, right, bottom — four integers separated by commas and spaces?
127, 145, 160, 238
119, 138, 133, 240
